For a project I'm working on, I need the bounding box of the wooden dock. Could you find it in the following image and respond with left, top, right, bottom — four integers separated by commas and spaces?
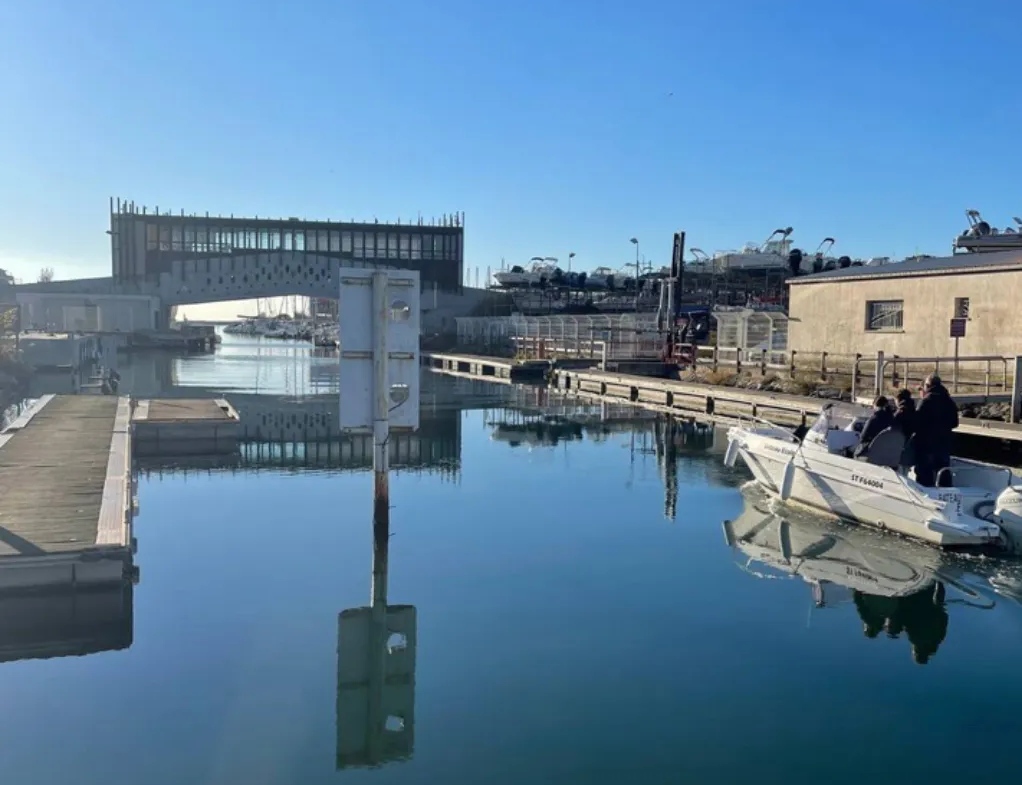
423, 352, 1022, 447
423, 352, 597, 382
556, 368, 1022, 445
0, 395, 134, 589
132, 398, 240, 457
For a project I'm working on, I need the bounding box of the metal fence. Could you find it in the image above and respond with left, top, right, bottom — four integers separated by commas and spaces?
455, 314, 663, 361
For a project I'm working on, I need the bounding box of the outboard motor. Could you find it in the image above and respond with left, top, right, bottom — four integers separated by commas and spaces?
993, 486, 1022, 552
787, 248, 803, 277
838, 255, 852, 268
969, 221, 992, 238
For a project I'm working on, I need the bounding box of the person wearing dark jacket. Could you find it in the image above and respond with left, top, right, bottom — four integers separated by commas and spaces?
913, 374, 959, 487
893, 388, 917, 440
854, 396, 894, 458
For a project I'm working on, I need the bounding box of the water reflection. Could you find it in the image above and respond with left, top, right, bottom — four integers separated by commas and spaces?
336, 504, 416, 769
722, 489, 1013, 665
0, 581, 133, 663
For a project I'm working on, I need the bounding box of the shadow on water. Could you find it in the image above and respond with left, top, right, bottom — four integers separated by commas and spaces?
724, 486, 1022, 666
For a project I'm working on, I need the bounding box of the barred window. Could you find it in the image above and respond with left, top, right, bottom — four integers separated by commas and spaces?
865, 300, 903, 331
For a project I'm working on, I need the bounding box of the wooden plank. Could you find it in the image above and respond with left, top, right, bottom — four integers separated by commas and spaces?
0, 396, 121, 557
96, 397, 132, 547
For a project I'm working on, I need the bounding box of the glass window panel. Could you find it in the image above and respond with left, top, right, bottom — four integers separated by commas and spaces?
411, 234, 422, 260
342, 231, 352, 253
329, 230, 341, 252
353, 232, 364, 257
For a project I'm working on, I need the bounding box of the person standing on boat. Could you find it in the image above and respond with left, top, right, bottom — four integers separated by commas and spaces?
853, 395, 894, 458
892, 388, 917, 440
913, 374, 959, 487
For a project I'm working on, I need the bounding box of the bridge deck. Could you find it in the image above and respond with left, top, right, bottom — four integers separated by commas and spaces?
0, 396, 131, 574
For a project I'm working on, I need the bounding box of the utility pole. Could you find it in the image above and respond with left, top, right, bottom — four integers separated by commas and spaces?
630, 237, 640, 311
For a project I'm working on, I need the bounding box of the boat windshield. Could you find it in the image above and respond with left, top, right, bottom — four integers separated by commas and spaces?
809, 403, 870, 436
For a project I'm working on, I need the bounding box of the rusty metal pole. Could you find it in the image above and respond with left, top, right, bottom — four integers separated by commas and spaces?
372, 270, 390, 567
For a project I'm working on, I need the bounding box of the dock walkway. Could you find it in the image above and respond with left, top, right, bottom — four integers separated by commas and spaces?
0, 395, 132, 588
423, 352, 1022, 447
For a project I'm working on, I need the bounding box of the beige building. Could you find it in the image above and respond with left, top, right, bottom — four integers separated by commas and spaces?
787, 249, 1022, 359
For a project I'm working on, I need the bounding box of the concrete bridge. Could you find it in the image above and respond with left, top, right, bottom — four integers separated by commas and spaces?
13, 200, 506, 332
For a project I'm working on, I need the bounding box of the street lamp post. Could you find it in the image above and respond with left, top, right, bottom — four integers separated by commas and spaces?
629, 238, 640, 311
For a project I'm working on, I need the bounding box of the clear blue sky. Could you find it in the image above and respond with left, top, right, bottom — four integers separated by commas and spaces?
1, 0, 1019, 318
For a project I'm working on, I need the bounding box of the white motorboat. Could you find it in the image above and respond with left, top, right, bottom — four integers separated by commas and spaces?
585, 266, 616, 290
493, 264, 535, 288
953, 209, 1022, 254
493, 258, 558, 289
705, 227, 795, 273
724, 403, 1022, 550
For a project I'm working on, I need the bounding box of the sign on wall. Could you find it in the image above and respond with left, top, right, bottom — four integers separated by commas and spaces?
949, 317, 967, 339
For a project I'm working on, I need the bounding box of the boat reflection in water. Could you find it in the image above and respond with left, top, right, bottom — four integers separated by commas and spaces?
723, 489, 1004, 665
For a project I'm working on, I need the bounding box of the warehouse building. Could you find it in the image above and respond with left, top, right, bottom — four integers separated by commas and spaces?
787, 249, 1022, 358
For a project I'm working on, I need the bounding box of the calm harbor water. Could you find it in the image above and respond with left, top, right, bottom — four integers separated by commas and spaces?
4, 334, 1022, 784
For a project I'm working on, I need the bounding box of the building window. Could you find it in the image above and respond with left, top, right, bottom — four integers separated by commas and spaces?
399, 233, 410, 260
422, 234, 432, 260
410, 234, 421, 260
955, 297, 970, 319
388, 232, 398, 259
341, 231, 352, 253
329, 230, 340, 252
353, 232, 363, 257
865, 300, 904, 331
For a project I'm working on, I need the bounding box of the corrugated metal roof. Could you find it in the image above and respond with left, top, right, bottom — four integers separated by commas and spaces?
789, 248, 1022, 284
